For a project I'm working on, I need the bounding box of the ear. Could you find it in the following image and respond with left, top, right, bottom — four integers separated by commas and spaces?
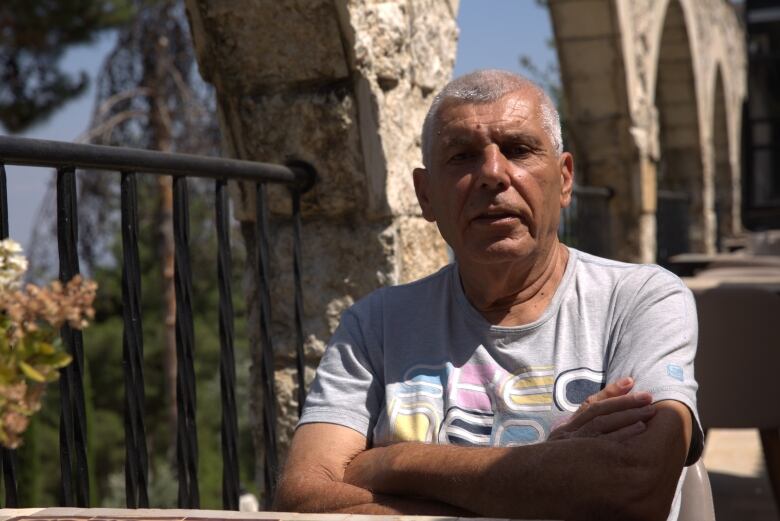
413, 167, 436, 222
559, 152, 574, 208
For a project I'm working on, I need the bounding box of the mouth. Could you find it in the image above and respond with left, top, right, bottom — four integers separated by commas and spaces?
471, 208, 527, 226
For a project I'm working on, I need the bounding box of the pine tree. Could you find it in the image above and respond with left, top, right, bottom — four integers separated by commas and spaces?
0, 0, 134, 133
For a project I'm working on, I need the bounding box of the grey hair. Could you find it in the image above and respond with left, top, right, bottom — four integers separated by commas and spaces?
421, 69, 563, 167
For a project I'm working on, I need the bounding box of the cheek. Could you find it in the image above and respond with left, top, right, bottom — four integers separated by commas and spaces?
435, 176, 470, 211
528, 170, 560, 205
514, 171, 546, 205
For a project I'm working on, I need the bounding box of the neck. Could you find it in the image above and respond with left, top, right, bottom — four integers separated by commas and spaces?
458, 242, 570, 327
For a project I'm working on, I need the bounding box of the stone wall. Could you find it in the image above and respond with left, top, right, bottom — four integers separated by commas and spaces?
185, 0, 458, 493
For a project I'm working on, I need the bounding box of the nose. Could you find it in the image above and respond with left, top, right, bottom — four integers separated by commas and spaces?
477, 145, 511, 190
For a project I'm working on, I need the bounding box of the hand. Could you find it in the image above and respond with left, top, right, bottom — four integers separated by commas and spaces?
549, 377, 656, 442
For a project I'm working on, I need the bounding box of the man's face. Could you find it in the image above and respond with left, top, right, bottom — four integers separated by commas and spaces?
414, 89, 574, 266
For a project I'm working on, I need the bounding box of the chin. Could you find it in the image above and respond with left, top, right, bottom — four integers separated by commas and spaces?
461, 239, 537, 265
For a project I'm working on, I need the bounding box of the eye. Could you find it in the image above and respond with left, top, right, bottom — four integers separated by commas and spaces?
448, 150, 477, 163
504, 144, 532, 158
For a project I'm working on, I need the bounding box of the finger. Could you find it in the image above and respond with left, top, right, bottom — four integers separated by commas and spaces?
600, 420, 647, 442
566, 392, 654, 431
579, 377, 634, 411
571, 403, 656, 437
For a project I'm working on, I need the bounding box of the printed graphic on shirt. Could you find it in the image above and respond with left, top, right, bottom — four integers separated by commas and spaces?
500, 366, 555, 412
494, 417, 547, 446
439, 406, 494, 445
396, 364, 447, 399
386, 355, 561, 446
387, 364, 448, 442
388, 400, 441, 442
447, 360, 504, 412
553, 367, 605, 412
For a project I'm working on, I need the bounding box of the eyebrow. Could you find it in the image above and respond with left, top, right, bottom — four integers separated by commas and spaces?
499, 132, 545, 150
439, 130, 545, 150
439, 133, 478, 150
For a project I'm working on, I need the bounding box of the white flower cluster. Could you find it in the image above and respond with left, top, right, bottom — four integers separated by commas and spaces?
0, 239, 28, 291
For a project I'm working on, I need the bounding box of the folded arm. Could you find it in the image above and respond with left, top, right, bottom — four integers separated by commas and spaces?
273, 422, 474, 515
344, 398, 692, 521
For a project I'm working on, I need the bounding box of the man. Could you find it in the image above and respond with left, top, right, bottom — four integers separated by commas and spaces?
274, 69, 703, 521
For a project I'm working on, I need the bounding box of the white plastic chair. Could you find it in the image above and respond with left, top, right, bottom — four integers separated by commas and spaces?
678, 459, 716, 521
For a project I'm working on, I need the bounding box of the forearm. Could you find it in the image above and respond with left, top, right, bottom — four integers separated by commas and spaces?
274, 466, 473, 516
274, 468, 372, 513
354, 438, 624, 520
346, 429, 683, 521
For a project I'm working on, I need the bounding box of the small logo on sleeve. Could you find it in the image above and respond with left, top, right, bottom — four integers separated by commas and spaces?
667, 364, 684, 381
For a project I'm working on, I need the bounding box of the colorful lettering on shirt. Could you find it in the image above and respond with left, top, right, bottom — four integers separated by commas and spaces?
385, 353, 598, 446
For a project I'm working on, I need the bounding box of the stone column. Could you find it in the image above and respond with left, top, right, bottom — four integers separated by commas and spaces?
549, 0, 652, 263
185, 0, 458, 490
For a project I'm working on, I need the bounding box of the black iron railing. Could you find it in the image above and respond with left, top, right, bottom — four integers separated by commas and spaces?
0, 136, 315, 510
559, 185, 614, 258
657, 189, 691, 267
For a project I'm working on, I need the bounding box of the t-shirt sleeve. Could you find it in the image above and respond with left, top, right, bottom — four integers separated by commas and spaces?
607, 268, 704, 466
297, 306, 384, 439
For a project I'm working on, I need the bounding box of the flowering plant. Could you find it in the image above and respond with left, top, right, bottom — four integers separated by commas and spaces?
0, 239, 97, 448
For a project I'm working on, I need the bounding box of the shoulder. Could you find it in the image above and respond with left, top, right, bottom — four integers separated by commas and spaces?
349, 263, 455, 315
342, 264, 455, 324
571, 248, 690, 300
570, 250, 696, 342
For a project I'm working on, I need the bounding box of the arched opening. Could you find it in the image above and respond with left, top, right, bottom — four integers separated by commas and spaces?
713, 68, 734, 249
654, 0, 706, 265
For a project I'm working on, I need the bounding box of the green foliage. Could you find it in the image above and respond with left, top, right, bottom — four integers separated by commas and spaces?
0, 320, 71, 384
0, 315, 72, 448
0, 0, 135, 132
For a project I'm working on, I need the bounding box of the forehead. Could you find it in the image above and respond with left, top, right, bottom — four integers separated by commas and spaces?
434, 90, 544, 144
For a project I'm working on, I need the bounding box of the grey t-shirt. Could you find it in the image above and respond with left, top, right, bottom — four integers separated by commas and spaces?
300, 247, 703, 520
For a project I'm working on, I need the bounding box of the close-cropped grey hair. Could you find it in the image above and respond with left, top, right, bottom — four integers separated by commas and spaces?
421, 69, 563, 168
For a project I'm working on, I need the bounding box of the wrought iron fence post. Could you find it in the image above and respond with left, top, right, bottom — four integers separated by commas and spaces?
254, 182, 279, 509
56, 166, 90, 507
216, 179, 240, 510
173, 176, 199, 509
121, 171, 149, 508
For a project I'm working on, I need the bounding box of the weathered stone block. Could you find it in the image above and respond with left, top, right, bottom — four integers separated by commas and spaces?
188, 0, 348, 92
550, 0, 614, 40
409, 0, 460, 93
558, 38, 621, 81
229, 89, 367, 220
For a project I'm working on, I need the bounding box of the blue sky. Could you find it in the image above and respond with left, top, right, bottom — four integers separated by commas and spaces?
5, 0, 556, 249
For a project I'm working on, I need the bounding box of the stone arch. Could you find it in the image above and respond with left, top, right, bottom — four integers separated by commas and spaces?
653, 0, 706, 263
548, 0, 640, 261
550, 0, 746, 263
